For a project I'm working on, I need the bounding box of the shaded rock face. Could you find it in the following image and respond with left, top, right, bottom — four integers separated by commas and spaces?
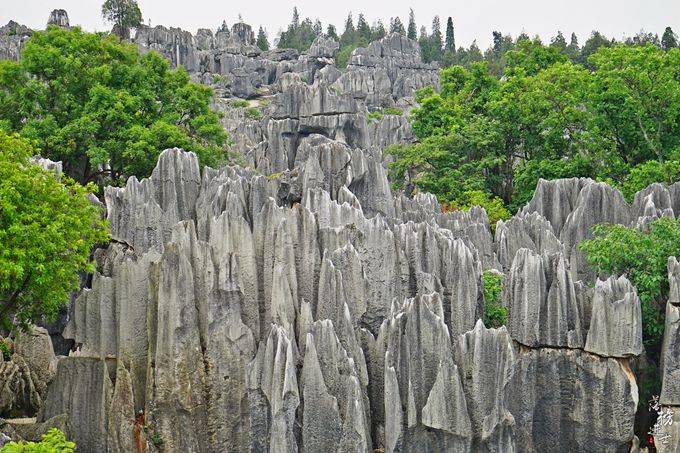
661, 257, 680, 405
0, 327, 57, 418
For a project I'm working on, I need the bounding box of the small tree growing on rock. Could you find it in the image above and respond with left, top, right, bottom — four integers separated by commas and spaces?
101, 0, 142, 40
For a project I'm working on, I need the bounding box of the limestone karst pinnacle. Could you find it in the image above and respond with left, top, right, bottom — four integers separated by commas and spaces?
1, 9, 679, 453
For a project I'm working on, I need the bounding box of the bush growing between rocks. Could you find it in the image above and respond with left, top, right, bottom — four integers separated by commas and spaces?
1, 428, 75, 452
482, 269, 507, 328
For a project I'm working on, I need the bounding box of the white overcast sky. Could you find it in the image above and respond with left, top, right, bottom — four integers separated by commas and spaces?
1, 1, 679, 49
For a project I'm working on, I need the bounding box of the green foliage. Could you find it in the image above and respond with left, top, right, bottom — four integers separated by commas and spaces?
0, 339, 10, 361
455, 190, 511, 230
0, 132, 108, 330
383, 107, 402, 116
621, 160, 680, 202
149, 432, 163, 448
230, 99, 249, 108
392, 43, 680, 212
256, 26, 270, 51
336, 44, 359, 69
0, 26, 228, 184
277, 8, 318, 53
245, 108, 262, 120
1, 428, 75, 452
366, 111, 383, 122
101, 0, 142, 40
482, 270, 507, 328
579, 217, 680, 347
367, 108, 401, 122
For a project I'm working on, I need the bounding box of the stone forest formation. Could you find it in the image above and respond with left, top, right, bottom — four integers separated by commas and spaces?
0, 7, 679, 453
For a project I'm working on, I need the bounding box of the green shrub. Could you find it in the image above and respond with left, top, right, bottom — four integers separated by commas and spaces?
245, 108, 262, 120
366, 111, 383, 122
0, 340, 10, 361
579, 216, 680, 348
450, 190, 511, 232
620, 160, 680, 202
149, 432, 163, 448
1, 428, 75, 452
383, 107, 403, 116
230, 99, 249, 108
482, 270, 508, 328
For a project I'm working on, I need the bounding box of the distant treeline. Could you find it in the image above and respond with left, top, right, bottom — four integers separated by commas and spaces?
255, 7, 679, 72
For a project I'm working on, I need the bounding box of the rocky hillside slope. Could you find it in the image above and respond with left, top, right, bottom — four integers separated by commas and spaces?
1, 11, 679, 453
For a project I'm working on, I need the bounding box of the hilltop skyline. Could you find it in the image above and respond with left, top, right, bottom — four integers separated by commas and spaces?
2, 0, 679, 49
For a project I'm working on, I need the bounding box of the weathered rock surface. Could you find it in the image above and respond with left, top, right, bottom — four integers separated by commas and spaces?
660, 257, 680, 405
0, 327, 56, 418
507, 347, 638, 453
584, 276, 643, 358
8, 11, 677, 453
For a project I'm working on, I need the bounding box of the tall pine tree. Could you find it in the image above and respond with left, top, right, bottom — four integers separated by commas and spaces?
445, 17, 455, 52
429, 16, 443, 61
373, 20, 387, 41
390, 17, 406, 35
357, 14, 371, 42
662, 26, 678, 50
256, 26, 269, 50
341, 13, 356, 46
326, 24, 339, 41
407, 9, 417, 40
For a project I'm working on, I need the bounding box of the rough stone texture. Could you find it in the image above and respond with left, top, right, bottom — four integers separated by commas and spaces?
507, 347, 638, 453
35, 148, 664, 452
0, 327, 56, 418
584, 276, 644, 358
505, 248, 583, 348
454, 320, 516, 452
655, 405, 680, 453
47, 9, 70, 28
10, 11, 672, 451
39, 357, 113, 453
660, 257, 680, 405
378, 294, 472, 452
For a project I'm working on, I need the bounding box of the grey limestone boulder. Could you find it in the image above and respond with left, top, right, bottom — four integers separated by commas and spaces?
660, 257, 680, 405
584, 276, 643, 358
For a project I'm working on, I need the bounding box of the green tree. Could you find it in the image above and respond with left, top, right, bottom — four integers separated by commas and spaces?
407, 9, 417, 40
356, 14, 371, 42
256, 26, 269, 51
579, 31, 611, 67
482, 270, 507, 328
372, 20, 386, 41
326, 24, 339, 41
550, 31, 567, 52
589, 45, 680, 166
0, 132, 108, 331
579, 217, 680, 348
0, 26, 228, 183
429, 16, 443, 62
662, 26, 678, 50
390, 17, 406, 35
101, 0, 142, 40
444, 17, 455, 53
340, 13, 356, 47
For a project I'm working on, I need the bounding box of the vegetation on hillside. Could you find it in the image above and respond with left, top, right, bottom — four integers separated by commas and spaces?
388, 42, 680, 212
0, 132, 108, 331
0, 26, 228, 185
